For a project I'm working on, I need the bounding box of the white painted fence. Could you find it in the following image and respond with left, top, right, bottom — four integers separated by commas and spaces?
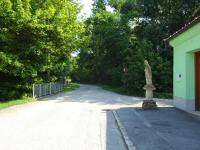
33, 82, 64, 98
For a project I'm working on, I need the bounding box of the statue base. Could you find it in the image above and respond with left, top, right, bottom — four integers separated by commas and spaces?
142, 100, 158, 110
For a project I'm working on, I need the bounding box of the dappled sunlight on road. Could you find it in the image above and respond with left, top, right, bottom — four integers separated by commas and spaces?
0, 84, 173, 150
41, 84, 173, 110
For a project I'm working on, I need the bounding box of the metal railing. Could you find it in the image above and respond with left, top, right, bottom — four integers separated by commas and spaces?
33, 82, 64, 98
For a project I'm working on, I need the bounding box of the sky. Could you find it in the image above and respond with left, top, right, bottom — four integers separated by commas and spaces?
72, 0, 114, 57
79, 0, 114, 19
80, 0, 93, 18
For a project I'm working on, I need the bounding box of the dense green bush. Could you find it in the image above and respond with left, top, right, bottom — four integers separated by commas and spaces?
1, 0, 200, 100
122, 40, 172, 96
0, 0, 84, 100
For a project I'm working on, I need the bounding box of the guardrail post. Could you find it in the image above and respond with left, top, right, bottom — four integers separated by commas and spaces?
33, 82, 64, 98
33, 84, 35, 98
44, 84, 46, 96
49, 83, 51, 95
39, 84, 42, 97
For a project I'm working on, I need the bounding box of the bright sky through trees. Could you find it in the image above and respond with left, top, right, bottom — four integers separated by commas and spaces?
80, 0, 114, 18
80, 0, 93, 18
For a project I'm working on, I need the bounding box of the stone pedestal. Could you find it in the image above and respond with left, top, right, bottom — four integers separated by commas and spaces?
142, 84, 158, 110
142, 100, 158, 110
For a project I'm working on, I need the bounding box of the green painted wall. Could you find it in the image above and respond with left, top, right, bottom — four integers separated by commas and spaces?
170, 22, 200, 101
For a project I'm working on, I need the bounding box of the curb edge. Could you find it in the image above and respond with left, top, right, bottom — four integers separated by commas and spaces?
112, 110, 137, 150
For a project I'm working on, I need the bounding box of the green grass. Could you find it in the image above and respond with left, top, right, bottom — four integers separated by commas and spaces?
0, 97, 35, 110
102, 84, 172, 99
64, 83, 80, 92
154, 92, 173, 99
102, 84, 142, 97
0, 83, 80, 110
101, 85, 131, 96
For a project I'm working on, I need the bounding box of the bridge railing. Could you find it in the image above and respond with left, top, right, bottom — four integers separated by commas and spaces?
33, 82, 64, 98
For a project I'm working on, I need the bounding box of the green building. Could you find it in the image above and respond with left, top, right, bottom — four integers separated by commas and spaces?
166, 16, 200, 111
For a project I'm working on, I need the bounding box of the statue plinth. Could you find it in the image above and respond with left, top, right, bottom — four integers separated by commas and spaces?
142, 84, 158, 110
142, 100, 158, 110
142, 60, 158, 110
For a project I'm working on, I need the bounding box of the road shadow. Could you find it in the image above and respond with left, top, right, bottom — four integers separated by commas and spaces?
101, 110, 127, 150
115, 107, 200, 150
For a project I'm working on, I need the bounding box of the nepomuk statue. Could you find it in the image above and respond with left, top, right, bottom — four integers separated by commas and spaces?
142, 60, 158, 110
144, 60, 153, 85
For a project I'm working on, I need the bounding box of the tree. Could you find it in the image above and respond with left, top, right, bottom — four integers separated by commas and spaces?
74, 0, 200, 98
92, 0, 106, 14
0, 0, 84, 100
122, 39, 172, 97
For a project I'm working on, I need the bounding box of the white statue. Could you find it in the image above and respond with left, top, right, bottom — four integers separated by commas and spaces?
142, 60, 158, 109
144, 60, 153, 85
143, 60, 155, 100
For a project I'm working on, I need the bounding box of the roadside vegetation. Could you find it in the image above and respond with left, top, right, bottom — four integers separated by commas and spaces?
0, 97, 35, 110
72, 0, 200, 99
0, 83, 79, 110
0, 0, 84, 101
102, 85, 172, 99
102, 85, 129, 96
64, 83, 80, 92
1, 0, 200, 102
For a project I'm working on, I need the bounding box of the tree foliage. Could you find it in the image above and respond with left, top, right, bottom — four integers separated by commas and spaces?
0, 0, 84, 100
74, 0, 200, 98
1, 0, 200, 100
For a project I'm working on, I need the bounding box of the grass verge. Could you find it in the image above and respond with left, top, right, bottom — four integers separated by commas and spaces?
0, 97, 35, 110
102, 84, 172, 99
101, 85, 132, 96
64, 83, 80, 92
0, 83, 80, 110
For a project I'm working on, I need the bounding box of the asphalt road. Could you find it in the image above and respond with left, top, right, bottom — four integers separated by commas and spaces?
117, 107, 200, 150
0, 84, 173, 150
0, 84, 138, 150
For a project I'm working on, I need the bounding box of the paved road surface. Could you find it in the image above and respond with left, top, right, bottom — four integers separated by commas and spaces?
0, 84, 172, 150
117, 107, 200, 150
